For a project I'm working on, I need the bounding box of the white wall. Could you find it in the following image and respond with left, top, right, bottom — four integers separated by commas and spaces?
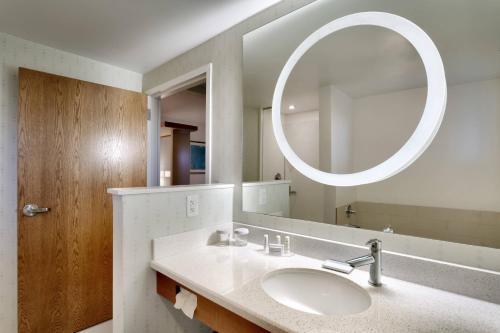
283, 111, 324, 222
319, 85, 357, 211
318, 85, 354, 172
257, 106, 357, 223
142, 0, 316, 222
352, 79, 500, 212
0, 32, 142, 333
261, 108, 284, 180
242, 181, 290, 216
330, 88, 353, 174
112, 185, 233, 333
331, 88, 357, 209
244, 80, 500, 217
309, 79, 500, 214
259, 109, 324, 222
243, 107, 260, 181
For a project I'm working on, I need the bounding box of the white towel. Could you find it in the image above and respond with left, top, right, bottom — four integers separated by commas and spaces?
174, 288, 198, 319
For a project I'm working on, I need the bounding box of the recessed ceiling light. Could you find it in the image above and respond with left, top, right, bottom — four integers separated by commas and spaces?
288, 105, 295, 110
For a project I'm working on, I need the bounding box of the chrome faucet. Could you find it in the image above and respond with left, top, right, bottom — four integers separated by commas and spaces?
322, 239, 382, 286
345, 204, 356, 218
348, 239, 382, 286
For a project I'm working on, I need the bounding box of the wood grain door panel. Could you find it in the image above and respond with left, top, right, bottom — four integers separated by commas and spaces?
18, 68, 147, 332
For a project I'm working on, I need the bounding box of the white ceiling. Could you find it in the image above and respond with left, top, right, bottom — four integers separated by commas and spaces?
0, 0, 281, 73
162, 90, 206, 125
243, 0, 500, 111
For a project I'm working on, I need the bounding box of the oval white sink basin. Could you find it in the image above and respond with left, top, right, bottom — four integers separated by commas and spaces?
261, 268, 371, 315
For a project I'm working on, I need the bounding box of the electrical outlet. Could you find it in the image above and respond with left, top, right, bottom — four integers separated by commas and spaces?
258, 188, 267, 205
186, 195, 199, 217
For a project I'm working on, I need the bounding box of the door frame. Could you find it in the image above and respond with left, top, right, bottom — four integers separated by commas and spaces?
145, 63, 213, 185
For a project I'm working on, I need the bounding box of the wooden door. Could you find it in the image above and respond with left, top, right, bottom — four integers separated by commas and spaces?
17, 68, 147, 332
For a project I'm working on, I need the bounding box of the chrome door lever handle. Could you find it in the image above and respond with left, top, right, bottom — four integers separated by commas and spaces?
23, 203, 51, 217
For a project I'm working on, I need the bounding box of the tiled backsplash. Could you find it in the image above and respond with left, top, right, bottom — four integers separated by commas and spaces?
236, 222, 500, 305
336, 202, 500, 248
241, 211, 500, 272
110, 185, 233, 333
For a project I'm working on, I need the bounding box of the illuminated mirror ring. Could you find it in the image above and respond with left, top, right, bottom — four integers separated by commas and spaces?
272, 12, 447, 186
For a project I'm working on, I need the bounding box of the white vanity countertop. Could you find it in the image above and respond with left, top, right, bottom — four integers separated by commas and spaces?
242, 180, 292, 187
108, 183, 234, 196
150, 243, 500, 333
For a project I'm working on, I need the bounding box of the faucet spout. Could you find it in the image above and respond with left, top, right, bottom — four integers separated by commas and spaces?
346, 254, 375, 268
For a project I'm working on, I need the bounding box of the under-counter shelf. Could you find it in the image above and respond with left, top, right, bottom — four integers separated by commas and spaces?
156, 272, 269, 333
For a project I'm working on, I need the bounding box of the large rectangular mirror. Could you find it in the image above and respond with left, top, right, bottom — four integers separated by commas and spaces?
242, 0, 500, 249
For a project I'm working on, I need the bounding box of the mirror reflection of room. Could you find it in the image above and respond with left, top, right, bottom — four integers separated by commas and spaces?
242, 1, 500, 249
160, 80, 207, 186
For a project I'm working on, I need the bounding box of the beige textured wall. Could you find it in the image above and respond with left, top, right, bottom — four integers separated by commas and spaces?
143, 0, 316, 221
112, 186, 233, 333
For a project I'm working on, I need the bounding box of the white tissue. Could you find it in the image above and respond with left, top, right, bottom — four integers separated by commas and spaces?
174, 288, 198, 319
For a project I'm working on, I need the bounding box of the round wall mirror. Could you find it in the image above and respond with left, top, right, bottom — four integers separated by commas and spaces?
272, 12, 447, 186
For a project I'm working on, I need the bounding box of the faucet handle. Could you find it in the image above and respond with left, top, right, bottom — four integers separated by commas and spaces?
366, 239, 381, 250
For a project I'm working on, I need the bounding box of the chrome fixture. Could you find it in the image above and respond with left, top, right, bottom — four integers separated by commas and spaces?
263, 234, 269, 253
284, 236, 291, 255
322, 239, 382, 286
347, 239, 382, 286
383, 225, 394, 233
23, 203, 50, 217
345, 204, 356, 218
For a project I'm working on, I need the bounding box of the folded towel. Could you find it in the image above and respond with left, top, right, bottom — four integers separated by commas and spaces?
174, 287, 197, 319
